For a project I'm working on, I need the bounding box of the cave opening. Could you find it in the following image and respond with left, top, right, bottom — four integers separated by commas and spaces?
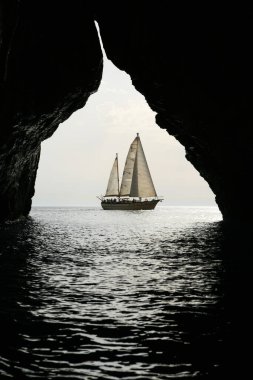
33, 52, 217, 210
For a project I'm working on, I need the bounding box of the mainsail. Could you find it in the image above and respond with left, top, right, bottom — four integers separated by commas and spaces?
105, 154, 119, 196
119, 137, 138, 196
120, 134, 157, 197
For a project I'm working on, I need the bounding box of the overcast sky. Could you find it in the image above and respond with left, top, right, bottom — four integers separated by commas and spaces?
33, 46, 217, 207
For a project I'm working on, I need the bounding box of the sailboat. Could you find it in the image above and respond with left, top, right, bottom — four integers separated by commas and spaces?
100, 133, 163, 210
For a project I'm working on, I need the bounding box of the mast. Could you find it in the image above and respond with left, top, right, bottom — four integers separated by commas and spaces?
116, 153, 120, 197
129, 134, 139, 197
105, 154, 120, 197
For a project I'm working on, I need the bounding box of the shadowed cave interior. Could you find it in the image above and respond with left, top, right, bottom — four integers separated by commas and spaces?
1, 1, 253, 224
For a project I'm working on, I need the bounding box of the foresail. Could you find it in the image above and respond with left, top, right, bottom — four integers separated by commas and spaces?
105, 155, 119, 196
129, 137, 157, 197
120, 137, 138, 196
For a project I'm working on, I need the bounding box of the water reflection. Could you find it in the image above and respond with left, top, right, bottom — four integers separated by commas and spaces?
0, 208, 250, 378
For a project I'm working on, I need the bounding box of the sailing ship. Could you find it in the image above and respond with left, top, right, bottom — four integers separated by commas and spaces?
100, 133, 163, 210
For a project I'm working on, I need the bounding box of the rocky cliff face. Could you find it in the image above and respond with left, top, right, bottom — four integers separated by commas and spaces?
94, 4, 253, 223
1, 2, 253, 223
0, 1, 102, 220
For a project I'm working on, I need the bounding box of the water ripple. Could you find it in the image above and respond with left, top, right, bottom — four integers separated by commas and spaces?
0, 206, 239, 378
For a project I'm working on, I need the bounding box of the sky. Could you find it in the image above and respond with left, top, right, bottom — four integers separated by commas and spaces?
33, 37, 217, 207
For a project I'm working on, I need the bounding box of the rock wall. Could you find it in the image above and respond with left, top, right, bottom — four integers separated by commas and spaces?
0, 0, 102, 220
94, 3, 253, 223
1, 1, 253, 223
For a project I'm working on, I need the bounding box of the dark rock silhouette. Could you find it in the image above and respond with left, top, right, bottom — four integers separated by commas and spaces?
0, 1, 102, 220
1, 1, 253, 223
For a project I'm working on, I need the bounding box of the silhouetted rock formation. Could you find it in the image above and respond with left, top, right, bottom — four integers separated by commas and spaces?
94, 3, 253, 224
0, 1, 102, 220
1, 1, 253, 223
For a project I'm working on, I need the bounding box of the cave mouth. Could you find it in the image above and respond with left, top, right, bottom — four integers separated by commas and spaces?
1, 4, 232, 222
32, 45, 217, 210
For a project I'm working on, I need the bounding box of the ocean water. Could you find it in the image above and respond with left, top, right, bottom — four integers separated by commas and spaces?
0, 206, 251, 379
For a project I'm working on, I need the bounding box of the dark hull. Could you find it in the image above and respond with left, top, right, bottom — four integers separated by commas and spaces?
101, 200, 160, 210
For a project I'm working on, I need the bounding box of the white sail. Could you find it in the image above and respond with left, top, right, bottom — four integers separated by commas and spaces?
130, 135, 157, 197
119, 137, 138, 196
120, 134, 157, 198
105, 154, 119, 196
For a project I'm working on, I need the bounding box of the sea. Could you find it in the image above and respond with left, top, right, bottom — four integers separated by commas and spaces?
0, 206, 251, 379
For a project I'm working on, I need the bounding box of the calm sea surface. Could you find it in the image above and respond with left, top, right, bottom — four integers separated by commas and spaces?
0, 206, 251, 379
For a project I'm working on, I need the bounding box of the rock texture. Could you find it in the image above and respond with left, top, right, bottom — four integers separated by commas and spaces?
0, 0, 102, 220
1, 2, 253, 223
95, 3, 253, 224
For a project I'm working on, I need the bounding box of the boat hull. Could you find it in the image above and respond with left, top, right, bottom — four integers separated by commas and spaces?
101, 200, 160, 210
